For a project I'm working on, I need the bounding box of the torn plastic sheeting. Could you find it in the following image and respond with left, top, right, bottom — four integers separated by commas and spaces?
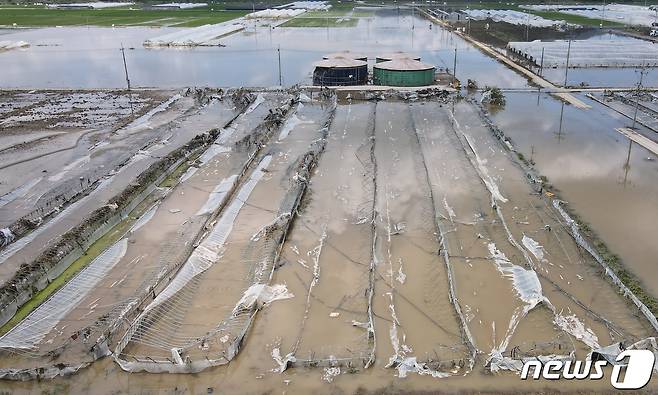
233, 283, 294, 312
244, 93, 265, 115
553, 313, 600, 349
395, 357, 450, 379
487, 242, 544, 307
522, 235, 545, 262
124, 156, 271, 323
489, 353, 573, 374
459, 129, 507, 203
195, 175, 238, 216
278, 111, 314, 141
272, 347, 296, 373
0, 40, 29, 51
197, 144, 230, 166
553, 200, 658, 332
144, 23, 244, 47
178, 166, 198, 183
251, 213, 292, 242
0, 228, 15, 248
118, 94, 182, 134
0, 239, 128, 350
0, 174, 115, 265
129, 204, 158, 233
591, 337, 658, 371
0, 362, 90, 381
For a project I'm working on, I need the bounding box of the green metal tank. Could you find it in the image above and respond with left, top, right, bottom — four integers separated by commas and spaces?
373, 58, 435, 87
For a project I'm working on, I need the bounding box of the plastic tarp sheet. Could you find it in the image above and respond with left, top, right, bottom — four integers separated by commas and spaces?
461, 9, 568, 27
508, 40, 658, 68
0, 239, 129, 350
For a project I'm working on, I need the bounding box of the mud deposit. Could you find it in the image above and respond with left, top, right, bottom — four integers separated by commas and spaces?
0, 89, 656, 394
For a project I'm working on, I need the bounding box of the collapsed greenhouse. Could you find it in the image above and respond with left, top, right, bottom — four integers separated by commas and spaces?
0, 86, 655, 388
508, 40, 658, 68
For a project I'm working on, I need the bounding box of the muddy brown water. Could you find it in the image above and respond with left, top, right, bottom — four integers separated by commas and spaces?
489, 91, 658, 300
0, 9, 529, 90
2, 97, 657, 393
0, 95, 657, 393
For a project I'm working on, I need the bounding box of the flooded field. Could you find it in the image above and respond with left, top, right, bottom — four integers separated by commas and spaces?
535, 34, 658, 88
0, 88, 656, 394
1, 4, 658, 394
0, 9, 528, 89
490, 91, 658, 300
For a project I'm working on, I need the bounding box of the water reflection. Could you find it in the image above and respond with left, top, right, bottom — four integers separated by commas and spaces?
0, 8, 528, 89
490, 91, 658, 298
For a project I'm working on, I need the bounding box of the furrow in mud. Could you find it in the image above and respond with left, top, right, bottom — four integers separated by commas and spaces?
371, 101, 468, 378
240, 102, 375, 375
409, 100, 572, 369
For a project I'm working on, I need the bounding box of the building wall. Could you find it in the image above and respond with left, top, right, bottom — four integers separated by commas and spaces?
373, 68, 435, 87
313, 66, 368, 86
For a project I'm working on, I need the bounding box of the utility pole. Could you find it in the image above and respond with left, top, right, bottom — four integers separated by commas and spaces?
623, 140, 632, 186
539, 47, 544, 77
120, 44, 134, 116
557, 101, 565, 142
563, 39, 571, 88
632, 65, 647, 129
453, 47, 457, 82
525, 14, 530, 41
277, 46, 282, 86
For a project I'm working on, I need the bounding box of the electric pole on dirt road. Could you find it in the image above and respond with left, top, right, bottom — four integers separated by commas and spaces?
120, 44, 134, 116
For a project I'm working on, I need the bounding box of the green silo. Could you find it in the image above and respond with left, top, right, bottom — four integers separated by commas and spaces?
373, 58, 435, 87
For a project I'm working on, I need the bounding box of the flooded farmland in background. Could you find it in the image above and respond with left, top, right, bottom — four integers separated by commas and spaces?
0, 9, 528, 89
527, 33, 658, 88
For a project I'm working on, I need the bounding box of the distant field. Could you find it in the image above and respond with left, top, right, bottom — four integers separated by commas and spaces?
0, 6, 247, 27
281, 16, 358, 28
281, 2, 371, 28
526, 10, 626, 27
305, 9, 374, 18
